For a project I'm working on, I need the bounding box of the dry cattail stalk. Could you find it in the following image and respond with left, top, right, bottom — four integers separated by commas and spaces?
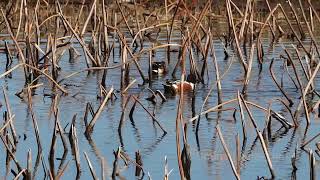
216, 125, 240, 180
86, 87, 114, 135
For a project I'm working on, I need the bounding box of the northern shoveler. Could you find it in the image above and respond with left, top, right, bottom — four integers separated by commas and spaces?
152, 61, 166, 75
163, 80, 195, 95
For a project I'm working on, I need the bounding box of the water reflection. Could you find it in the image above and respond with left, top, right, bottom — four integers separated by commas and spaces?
0, 31, 320, 180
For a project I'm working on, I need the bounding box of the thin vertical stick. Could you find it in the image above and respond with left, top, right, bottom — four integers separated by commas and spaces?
135, 150, 143, 177
309, 150, 315, 180
101, 157, 105, 180
133, 0, 143, 47
212, 43, 222, 104
70, 122, 81, 173
15, 0, 24, 39
102, 0, 109, 62
2, 87, 18, 144
55, 110, 69, 152
242, 43, 255, 94
112, 147, 121, 179
175, 75, 185, 180
237, 91, 247, 142
27, 150, 32, 180
121, 43, 127, 90
148, 46, 152, 85
165, 0, 170, 63
163, 156, 173, 180
309, 7, 314, 32
49, 108, 58, 178
4, 41, 13, 78
27, 87, 42, 152
236, 134, 241, 174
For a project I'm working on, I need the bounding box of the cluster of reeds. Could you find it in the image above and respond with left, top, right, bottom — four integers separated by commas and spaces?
0, 0, 320, 179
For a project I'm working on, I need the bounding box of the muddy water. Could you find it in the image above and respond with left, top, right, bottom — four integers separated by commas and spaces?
0, 33, 320, 180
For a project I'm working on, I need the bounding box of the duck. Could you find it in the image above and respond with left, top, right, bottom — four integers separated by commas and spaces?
152, 61, 166, 75
163, 79, 195, 95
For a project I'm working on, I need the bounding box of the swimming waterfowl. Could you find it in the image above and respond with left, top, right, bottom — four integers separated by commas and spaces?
163, 80, 195, 95
152, 61, 166, 75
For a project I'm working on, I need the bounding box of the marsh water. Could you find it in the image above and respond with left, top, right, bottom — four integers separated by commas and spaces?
1, 2, 320, 178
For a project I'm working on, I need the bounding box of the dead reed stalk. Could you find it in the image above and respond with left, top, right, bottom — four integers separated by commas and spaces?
240, 94, 275, 178
216, 125, 240, 180
85, 87, 114, 135
84, 152, 99, 180
132, 95, 167, 134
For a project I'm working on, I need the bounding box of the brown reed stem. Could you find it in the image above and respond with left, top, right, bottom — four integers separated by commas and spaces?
70, 122, 81, 174
86, 87, 114, 134
287, 0, 305, 39
0, 135, 24, 177
26, 87, 43, 153
132, 95, 167, 134
295, 58, 320, 125
116, 0, 134, 39
172, 0, 211, 78
24, 63, 68, 94
59, 12, 99, 67
216, 125, 240, 180
0, 115, 15, 133
80, 0, 97, 36
301, 132, 320, 148
284, 46, 309, 125
2, 87, 18, 145
106, 25, 146, 82
309, 150, 315, 180
212, 42, 222, 104
175, 75, 186, 180
56, 160, 70, 179
226, 0, 247, 73
240, 95, 275, 178
101, 157, 105, 180
112, 147, 121, 179
27, 150, 32, 180
237, 91, 247, 141
135, 150, 143, 177
269, 59, 294, 107
278, 4, 310, 57
84, 152, 98, 180
236, 134, 241, 174
13, 169, 26, 180
242, 43, 255, 94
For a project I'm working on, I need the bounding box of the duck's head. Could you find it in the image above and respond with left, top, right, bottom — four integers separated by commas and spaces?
152, 61, 166, 74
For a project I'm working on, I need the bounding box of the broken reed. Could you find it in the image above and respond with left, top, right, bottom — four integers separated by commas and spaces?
0, 0, 320, 179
